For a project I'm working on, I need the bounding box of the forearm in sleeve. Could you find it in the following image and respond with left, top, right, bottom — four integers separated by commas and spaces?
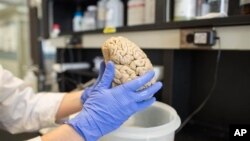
0, 66, 65, 134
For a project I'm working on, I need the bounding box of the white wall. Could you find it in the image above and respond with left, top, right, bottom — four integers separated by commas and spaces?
0, 5, 30, 78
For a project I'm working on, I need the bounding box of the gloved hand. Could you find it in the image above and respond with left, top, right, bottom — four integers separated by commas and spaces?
81, 61, 105, 103
68, 61, 162, 141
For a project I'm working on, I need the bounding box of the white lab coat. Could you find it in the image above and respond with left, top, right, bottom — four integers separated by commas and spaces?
0, 65, 66, 141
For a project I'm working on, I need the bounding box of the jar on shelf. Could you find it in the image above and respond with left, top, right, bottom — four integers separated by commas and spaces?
145, 0, 156, 24
97, 0, 108, 29
240, 0, 250, 15
127, 0, 145, 26
207, 0, 229, 17
196, 0, 209, 17
174, 0, 196, 21
87, 5, 97, 30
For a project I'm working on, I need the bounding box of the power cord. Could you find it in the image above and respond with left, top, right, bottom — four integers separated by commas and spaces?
176, 36, 222, 133
59, 47, 79, 91
60, 37, 84, 91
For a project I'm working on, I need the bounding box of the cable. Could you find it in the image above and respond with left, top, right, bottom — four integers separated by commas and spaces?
176, 37, 222, 133
64, 38, 83, 89
59, 47, 78, 91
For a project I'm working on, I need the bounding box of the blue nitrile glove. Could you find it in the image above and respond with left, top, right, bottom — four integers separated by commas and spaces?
81, 61, 106, 103
68, 61, 162, 141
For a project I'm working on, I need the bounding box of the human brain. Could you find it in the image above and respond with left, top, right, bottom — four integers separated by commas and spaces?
101, 36, 156, 88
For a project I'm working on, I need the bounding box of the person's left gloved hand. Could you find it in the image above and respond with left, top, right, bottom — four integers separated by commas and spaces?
68, 61, 162, 141
81, 61, 106, 103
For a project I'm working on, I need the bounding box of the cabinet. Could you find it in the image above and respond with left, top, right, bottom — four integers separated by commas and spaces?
39, 0, 250, 38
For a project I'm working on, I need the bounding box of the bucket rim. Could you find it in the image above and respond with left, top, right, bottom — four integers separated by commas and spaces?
112, 101, 181, 136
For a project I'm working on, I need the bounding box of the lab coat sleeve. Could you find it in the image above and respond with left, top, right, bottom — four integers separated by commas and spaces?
26, 136, 42, 141
0, 66, 66, 134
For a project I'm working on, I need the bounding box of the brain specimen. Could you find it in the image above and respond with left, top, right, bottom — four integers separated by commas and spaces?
101, 36, 156, 88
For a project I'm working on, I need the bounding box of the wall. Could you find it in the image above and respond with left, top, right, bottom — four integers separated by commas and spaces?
0, 6, 30, 78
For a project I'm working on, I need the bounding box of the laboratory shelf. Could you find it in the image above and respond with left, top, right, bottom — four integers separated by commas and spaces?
60, 15, 250, 37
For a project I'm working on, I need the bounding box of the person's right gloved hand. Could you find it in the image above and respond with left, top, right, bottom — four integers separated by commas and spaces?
68, 61, 162, 141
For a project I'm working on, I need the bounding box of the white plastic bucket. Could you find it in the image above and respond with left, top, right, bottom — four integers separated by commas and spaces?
100, 101, 181, 141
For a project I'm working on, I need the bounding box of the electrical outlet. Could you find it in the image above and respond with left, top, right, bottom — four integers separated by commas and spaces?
194, 32, 208, 44
180, 28, 216, 48
193, 31, 217, 46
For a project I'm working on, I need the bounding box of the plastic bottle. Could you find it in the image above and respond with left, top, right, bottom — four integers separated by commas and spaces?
145, 0, 155, 24
127, 0, 145, 26
97, 0, 108, 29
82, 6, 97, 31
81, 12, 88, 31
174, 0, 196, 21
84, 13, 94, 31
73, 11, 83, 32
106, 0, 124, 27
50, 24, 61, 38
87, 5, 97, 30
